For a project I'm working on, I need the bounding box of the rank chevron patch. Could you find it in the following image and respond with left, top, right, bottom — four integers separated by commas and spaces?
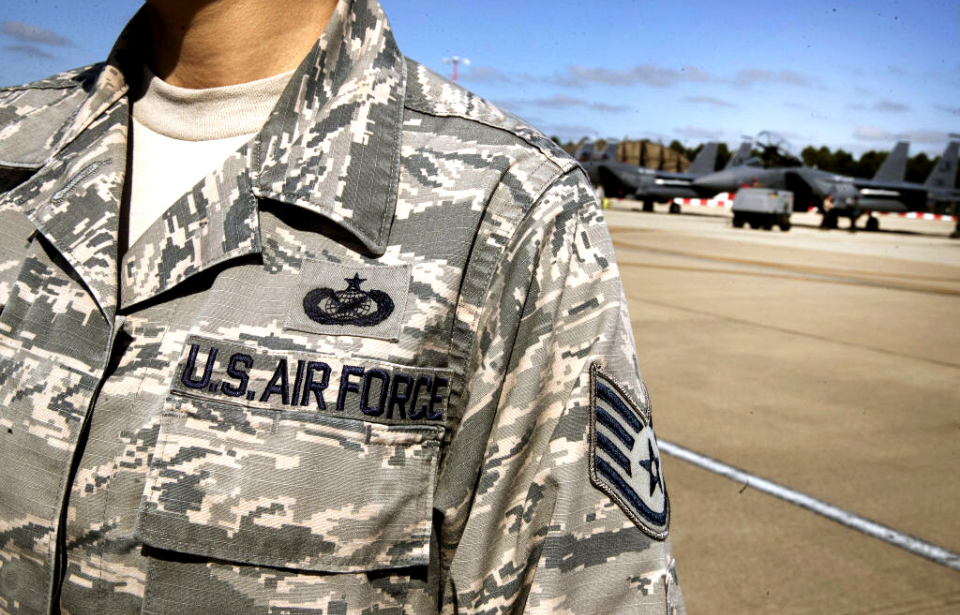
588, 363, 670, 540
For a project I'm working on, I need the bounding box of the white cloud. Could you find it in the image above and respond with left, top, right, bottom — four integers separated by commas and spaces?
874, 99, 909, 113
684, 95, 738, 108
0, 21, 70, 46
537, 123, 600, 140
934, 104, 960, 116
500, 94, 630, 113
566, 63, 711, 88
459, 65, 513, 83
733, 68, 813, 87
675, 126, 724, 140
854, 126, 951, 143
3, 43, 55, 59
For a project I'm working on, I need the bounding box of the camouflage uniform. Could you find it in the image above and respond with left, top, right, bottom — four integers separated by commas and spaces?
0, 0, 685, 613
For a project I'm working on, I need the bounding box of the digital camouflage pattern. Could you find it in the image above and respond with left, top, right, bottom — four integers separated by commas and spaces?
0, 0, 685, 613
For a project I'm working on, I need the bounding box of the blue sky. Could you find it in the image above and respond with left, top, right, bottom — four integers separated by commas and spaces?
1, 0, 958, 155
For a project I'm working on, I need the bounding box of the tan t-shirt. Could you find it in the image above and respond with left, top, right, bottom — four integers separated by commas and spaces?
126, 67, 292, 246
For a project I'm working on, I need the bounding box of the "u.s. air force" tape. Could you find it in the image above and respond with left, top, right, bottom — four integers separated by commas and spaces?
171, 336, 452, 427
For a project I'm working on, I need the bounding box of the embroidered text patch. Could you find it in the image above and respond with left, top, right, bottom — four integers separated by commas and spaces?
589, 363, 669, 540
171, 336, 451, 426
285, 260, 410, 341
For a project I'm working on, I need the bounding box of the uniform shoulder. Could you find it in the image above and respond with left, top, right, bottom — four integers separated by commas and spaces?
0, 64, 105, 168
0, 63, 102, 93
403, 57, 576, 175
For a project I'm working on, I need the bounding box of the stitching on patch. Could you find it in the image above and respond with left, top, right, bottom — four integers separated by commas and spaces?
51, 158, 111, 203
302, 273, 395, 327
588, 362, 669, 541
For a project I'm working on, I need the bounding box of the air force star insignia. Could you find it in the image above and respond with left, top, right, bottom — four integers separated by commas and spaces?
589, 363, 669, 540
303, 273, 394, 327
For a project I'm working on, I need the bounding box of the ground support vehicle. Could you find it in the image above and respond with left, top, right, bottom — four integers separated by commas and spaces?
732, 188, 794, 231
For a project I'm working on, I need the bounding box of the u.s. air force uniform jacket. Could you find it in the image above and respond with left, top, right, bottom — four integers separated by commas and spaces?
0, 0, 685, 613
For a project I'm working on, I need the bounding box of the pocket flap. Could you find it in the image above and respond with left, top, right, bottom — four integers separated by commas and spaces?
135, 394, 442, 572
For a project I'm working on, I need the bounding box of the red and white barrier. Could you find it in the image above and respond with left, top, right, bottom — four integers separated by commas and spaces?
805, 206, 956, 222
673, 193, 734, 208
876, 211, 956, 222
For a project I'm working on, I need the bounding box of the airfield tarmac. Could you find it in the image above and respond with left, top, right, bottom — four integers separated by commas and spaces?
606, 201, 960, 614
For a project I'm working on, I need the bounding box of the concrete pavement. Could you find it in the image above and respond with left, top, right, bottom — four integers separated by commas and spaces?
607, 204, 960, 614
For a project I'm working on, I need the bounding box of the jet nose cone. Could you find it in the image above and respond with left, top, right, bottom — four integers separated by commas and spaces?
693, 171, 736, 195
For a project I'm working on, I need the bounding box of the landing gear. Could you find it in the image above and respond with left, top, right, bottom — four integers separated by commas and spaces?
642, 198, 654, 213
669, 202, 681, 215
865, 216, 879, 232
847, 210, 862, 233
820, 210, 839, 230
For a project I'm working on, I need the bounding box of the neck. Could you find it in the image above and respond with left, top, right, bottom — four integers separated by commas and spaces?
146, 0, 339, 88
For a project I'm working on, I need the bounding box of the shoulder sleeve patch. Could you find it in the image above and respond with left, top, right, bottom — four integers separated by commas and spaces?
589, 362, 670, 540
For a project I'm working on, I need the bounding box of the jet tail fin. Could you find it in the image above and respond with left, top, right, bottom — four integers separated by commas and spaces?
687, 142, 719, 176
599, 141, 619, 161
725, 139, 753, 169
926, 137, 960, 190
574, 142, 595, 162
873, 140, 909, 182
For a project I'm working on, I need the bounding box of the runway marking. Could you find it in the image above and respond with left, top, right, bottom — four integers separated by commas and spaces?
629, 295, 960, 370
658, 439, 960, 572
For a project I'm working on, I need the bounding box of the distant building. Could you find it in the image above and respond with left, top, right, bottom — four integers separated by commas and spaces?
617, 140, 690, 173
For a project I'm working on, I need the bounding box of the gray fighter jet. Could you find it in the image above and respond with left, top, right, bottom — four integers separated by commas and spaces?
692, 132, 957, 230
581, 140, 752, 213
872, 139, 910, 184
922, 139, 960, 206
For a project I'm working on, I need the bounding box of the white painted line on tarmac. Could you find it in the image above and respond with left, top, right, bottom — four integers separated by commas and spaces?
658, 439, 960, 572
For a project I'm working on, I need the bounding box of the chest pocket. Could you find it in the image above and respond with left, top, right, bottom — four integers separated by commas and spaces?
134, 336, 447, 613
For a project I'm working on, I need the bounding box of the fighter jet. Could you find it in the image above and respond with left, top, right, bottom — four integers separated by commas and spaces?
581, 139, 751, 213
726, 138, 754, 169
872, 139, 910, 184
692, 132, 957, 230
921, 139, 960, 206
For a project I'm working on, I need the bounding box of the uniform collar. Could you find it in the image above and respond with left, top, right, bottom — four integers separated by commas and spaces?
114, 0, 406, 257
252, 0, 406, 256
4, 0, 406, 314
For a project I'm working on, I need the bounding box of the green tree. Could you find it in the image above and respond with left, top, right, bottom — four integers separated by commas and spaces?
831, 149, 857, 176
906, 153, 934, 184
855, 150, 887, 179
715, 143, 731, 170
668, 140, 687, 158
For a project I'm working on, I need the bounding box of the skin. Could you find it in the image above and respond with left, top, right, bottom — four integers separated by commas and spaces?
145, 0, 339, 88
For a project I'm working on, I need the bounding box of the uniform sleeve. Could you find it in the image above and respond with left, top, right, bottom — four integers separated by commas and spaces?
445, 170, 686, 614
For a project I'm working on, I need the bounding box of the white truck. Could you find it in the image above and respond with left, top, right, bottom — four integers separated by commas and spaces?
731, 188, 794, 231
